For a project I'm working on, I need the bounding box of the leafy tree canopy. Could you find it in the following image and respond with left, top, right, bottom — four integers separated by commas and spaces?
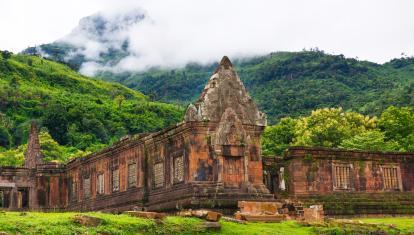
0, 53, 183, 166
262, 107, 412, 156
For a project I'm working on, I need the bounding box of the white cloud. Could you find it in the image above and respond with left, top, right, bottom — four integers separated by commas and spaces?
1, 0, 414, 74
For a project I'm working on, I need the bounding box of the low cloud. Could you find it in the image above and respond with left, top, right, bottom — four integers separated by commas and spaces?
31, 0, 414, 75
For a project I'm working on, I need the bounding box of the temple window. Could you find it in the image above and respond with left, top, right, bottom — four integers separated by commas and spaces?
70, 177, 77, 201
333, 163, 353, 190
381, 165, 401, 190
128, 163, 137, 188
83, 176, 91, 199
112, 169, 120, 192
97, 173, 104, 195
153, 162, 164, 188
173, 156, 184, 183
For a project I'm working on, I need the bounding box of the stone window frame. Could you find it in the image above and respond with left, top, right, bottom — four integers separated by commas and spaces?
153, 152, 165, 189
127, 161, 137, 189
380, 164, 402, 191
112, 169, 120, 192
111, 158, 120, 192
70, 176, 78, 202
83, 175, 91, 199
96, 172, 105, 195
332, 162, 354, 191
172, 155, 185, 184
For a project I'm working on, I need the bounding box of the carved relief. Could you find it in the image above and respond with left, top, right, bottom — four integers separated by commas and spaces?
215, 108, 246, 146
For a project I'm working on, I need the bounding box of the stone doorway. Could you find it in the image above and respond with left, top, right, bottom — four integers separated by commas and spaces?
223, 156, 244, 187
0, 189, 10, 208
17, 188, 29, 209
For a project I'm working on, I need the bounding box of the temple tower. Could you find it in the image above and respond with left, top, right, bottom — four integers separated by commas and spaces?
185, 56, 269, 194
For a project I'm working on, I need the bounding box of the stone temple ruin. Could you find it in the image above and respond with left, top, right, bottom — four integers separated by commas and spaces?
1, 56, 414, 217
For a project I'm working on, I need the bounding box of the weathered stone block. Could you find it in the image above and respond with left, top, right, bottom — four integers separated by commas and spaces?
242, 214, 285, 222
303, 205, 324, 222
238, 201, 282, 214
205, 211, 222, 222
73, 215, 102, 227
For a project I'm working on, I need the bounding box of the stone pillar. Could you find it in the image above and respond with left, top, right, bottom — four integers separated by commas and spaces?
24, 122, 43, 169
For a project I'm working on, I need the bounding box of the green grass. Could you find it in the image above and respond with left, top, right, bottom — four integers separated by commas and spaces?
212, 220, 313, 235
359, 217, 414, 233
1, 212, 414, 235
0, 212, 315, 235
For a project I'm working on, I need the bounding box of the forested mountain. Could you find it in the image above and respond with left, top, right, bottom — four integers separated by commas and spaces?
0, 51, 183, 165
24, 47, 414, 124
94, 51, 413, 123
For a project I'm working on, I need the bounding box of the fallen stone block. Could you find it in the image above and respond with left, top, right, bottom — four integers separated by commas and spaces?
205, 211, 222, 222
234, 211, 243, 221
242, 214, 286, 222
222, 216, 246, 224
124, 211, 166, 219
238, 201, 282, 215
177, 210, 192, 217
303, 205, 324, 222
191, 210, 207, 218
198, 221, 221, 231
73, 214, 103, 227
177, 210, 222, 221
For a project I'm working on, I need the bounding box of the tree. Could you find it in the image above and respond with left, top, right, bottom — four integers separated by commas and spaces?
378, 106, 414, 151
114, 95, 125, 109
0, 50, 12, 60
0, 127, 12, 148
262, 117, 297, 156
0, 145, 25, 166
293, 108, 377, 148
339, 130, 401, 151
43, 103, 70, 145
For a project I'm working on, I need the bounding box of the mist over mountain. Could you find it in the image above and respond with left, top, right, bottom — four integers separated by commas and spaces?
21, 10, 414, 124
23, 8, 147, 75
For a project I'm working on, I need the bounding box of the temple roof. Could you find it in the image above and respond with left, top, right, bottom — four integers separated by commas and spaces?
184, 56, 266, 126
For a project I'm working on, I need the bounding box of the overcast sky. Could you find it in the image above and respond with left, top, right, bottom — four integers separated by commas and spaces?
1, 0, 414, 65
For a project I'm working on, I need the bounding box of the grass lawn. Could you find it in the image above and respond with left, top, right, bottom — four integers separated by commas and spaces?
0, 212, 413, 235
359, 217, 414, 233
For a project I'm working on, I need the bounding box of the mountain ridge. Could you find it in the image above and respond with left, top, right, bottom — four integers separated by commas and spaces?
0, 51, 183, 158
